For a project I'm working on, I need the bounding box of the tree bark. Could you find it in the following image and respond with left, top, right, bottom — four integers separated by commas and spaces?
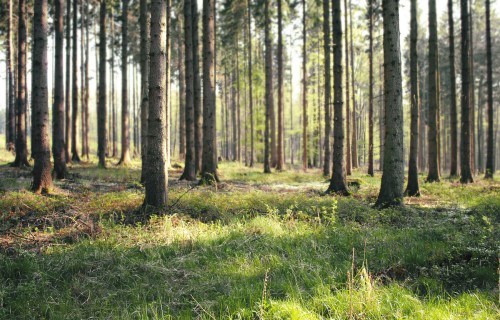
448, 0, 458, 176
71, 0, 80, 163
406, 0, 420, 196
65, 0, 71, 162
263, 0, 273, 173
200, 0, 219, 184
247, 0, 254, 167
426, 0, 440, 182
140, 0, 150, 179
302, 0, 308, 172
32, 0, 53, 193
144, 0, 168, 208
180, 0, 197, 180
484, 0, 494, 179
111, 7, 118, 158
53, 0, 68, 177
460, 0, 473, 183
323, 0, 331, 177
349, 0, 358, 169
13, 0, 30, 168
367, 0, 374, 176
118, 0, 131, 165
178, 20, 186, 160
6, 0, 15, 152
276, 0, 285, 170
83, 0, 90, 160
344, 0, 351, 176
193, 0, 203, 173
376, 0, 404, 207
327, 0, 348, 195
98, 0, 107, 168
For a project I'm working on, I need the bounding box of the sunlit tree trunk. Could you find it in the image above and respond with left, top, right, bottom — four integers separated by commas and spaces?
193, 0, 202, 173
276, 0, 285, 170
367, 0, 374, 176
448, 0, 458, 176
65, 0, 71, 162
98, 0, 107, 168
323, 0, 331, 177
247, 0, 254, 167
484, 0, 494, 179
264, 0, 273, 173
302, 0, 308, 172
344, 0, 351, 176
349, 0, 358, 169
118, 0, 131, 165
6, 0, 15, 152
71, 0, 81, 163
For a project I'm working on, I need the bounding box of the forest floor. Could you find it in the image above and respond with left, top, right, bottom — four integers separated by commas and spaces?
0, 149, 499, 319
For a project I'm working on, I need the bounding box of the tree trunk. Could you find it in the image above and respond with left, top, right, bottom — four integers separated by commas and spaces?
65, 0, 71, 162
264, 0, 273, 173
484, 0, 494, 178
448, 0, 458, 176
349, 0, 358, 169
460, 0, 473, 183
477, 76, 484, 173
6, 0, 15, 152
13, 0, 30, 168
426, 0, 440, 182
302, 0, 308, 172
247, 0, 254, 167
323, 0, 331, 177
178, 26, 186, 160
70, 0, 81, 163
166, 0, 172, 168
53, 0, 68, 177
276, 0, 285, 170
193, 0, 202, 173
180, 0, 197, 180
111, 8, 118, 158
98, 0, 107, 168
140, 0, 150, 179
367, 0, 374, 176
344, 0, 351, 176
406, 0, 420, 196
83, 1, 90, 159
376, 0, 404, 207
200, 0, 219, 184
32, 0, 53, 193
118, 0, 131, 165
469, 1, 476, 175
327, 0, 348, 195
144, 0, 168, 207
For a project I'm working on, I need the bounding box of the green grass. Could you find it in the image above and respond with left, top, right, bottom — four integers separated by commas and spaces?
0, 150, 499, 319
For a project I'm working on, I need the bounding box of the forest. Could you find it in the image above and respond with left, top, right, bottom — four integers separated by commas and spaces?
0, 0, 499, 318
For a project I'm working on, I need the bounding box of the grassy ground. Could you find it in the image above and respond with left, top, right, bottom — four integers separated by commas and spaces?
0, 150, 499, 319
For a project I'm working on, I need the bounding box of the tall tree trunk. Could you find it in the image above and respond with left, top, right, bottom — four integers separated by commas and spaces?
140, 0, 150, 179
427, 0, 440, 182
276, 0, 285, 170
144, 0, 168, 207
83, 1, 90, 159
469, 1, 476, 175
178, 25, 186, 160
71, 0, 80, 162
302, 0, 308, 172
406, 0, 420, 196
448, 0, 458, 176
376, 0, 404, 207
53, 0, 68, 177
65, 0, 71, 162
367, 0, 374, 176
327, 0, 348, 195
193, 0, 202, 173
349, 0, 358, 169
6, 0, 15, 152
32, 0, 53, 193
118, 0, 131, 165
379, 62, 385, 171
180, 0, 197, 180
111, 8, 117, 158
460, 0, 473, 183
231, 70, 237, 161
477, 76, 484, 173
247, 0, 254, 167
236, 41, 241, 162
323, 0, 331, 177
264, 0, 273, 173
98, 0, 107, 168
485, 0, 494, 178
13, 0, 30, 167
344, 0, 351, 175
166, 0, 172, 168
200, 0, 219, 184
224, 70, 229, 160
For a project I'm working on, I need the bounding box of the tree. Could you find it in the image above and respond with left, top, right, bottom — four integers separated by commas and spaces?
322, 0, 331, 177
276, 0, 285, 171
344, 0, 351, 176
406, 0, 420, 197
376, 0, 404, 207
65, 0, 71, 162
460, 0, 473, 183
326, 0, 349, 195
6, 0, 15, 152
367, 0, 374, 176
349, 0, 358, 169
98, 0, 107, 168
140, 0, 150, 181
193, 0, 203, 173
200, 0, 219, 184
144, 0, 168, 207
485, 0, 495, 179
448, 0, 458, 177
118, 0, 131, 165
31, 0, 53, 193
301, 0, 307, 172
53, 0, 68, 178
180, 0, 197, 181
247, 0, 254, 167
264, 0, 273, 174
427, 0, 440, 182
13, 0, 30, 168
71, 0, 81, 163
